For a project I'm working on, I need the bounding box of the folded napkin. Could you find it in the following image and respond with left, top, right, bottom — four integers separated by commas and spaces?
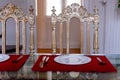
0, 55, 29, 71
32, 55, 117, 72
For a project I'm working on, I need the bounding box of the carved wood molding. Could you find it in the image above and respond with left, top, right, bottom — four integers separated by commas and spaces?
37, 48, 81, 53
51, 3, 100, 54
0, 3, 35, 54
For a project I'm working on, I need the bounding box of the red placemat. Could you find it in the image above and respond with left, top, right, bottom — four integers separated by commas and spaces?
0, 55, 29, 71
32, 55, 117, 72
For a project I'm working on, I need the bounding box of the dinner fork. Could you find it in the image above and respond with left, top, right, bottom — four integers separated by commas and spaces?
40, 56, 46, 68
40, 56, 49, 68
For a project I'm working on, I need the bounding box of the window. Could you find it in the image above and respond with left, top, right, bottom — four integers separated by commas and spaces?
46, 0, 62, 16
65, 0, 82, 6
35, 0, 38, 16
46, 0, 82, 16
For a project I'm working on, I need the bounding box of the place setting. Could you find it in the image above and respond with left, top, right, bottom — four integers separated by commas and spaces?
32, 54, 117, 73
32, 54, 91, 71
0, 54, 29, 71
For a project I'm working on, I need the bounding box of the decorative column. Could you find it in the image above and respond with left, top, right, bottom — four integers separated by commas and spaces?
86, 16, 91, 54
93, 7, 99, 54
2, 20, 6, 54
66, 20, 70, 54
29, 5, 35, 54
59, 22, 63, 54
51, 7, 57, 54
22, 20, 26, 54
16, 21, 20, 54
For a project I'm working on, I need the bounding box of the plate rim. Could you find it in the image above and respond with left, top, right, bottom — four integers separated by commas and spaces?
0, 54, 10, 62
54, 54, 91, 65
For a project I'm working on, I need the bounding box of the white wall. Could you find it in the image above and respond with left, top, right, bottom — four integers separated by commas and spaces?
90, 0, 120, 54
103, 0, 120, 54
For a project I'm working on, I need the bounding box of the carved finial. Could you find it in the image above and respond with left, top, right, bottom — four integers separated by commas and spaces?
29, 5, 34, 14
28, 5, 35, 25
94, 6, 99, 15
81, 0, 83, 6
51, 6, 56, 14
6, 3, 15, 14
7, 3, 15, 9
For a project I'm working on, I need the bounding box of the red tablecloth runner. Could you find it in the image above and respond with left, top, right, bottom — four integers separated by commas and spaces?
32, 55, 117, 72
0, 55, 29, 71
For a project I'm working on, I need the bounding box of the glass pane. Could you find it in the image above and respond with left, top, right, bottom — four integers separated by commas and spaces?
46, 0, 62, 16
35, 0, 38, 16
66, 0, 83, 6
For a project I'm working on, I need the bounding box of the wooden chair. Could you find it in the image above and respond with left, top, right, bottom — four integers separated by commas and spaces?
51, 3, 99, 54
0, 3, 35, 54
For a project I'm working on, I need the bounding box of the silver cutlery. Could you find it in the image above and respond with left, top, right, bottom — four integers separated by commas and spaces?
96, 57, 106, 65
12, 55, 24, 63
45, 57, 49, 63
40, 56, 49, 68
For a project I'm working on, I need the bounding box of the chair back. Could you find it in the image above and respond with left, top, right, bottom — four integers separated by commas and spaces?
51, 3, 99, 54
0, 3, 35, 54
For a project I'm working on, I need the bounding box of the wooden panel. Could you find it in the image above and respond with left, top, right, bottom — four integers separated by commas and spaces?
37, 48, 81, 53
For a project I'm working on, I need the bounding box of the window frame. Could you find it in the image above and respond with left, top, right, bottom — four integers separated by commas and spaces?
46, 0, 81, 17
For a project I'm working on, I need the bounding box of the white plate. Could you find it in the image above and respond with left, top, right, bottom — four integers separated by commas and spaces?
90, 54, 104, 56
54, 54, 91, 65
0, 54, 10, 62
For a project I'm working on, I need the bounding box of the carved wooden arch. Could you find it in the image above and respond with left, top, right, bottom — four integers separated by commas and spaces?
0, 3, 35, 54
51, 3, 99, 54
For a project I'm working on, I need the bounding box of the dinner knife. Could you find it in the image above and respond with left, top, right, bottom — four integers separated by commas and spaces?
12, 55, 24, 63
96, 57, 106, 65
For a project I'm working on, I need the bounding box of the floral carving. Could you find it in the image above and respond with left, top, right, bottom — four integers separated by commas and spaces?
0, 3, 24, 20
51, 3, 97, 22
0, 3, 34, 23
0, 3, 35, 54
51, 3, 100, 54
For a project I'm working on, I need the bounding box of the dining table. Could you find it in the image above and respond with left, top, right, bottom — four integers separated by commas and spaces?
0, 53, 119, 80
